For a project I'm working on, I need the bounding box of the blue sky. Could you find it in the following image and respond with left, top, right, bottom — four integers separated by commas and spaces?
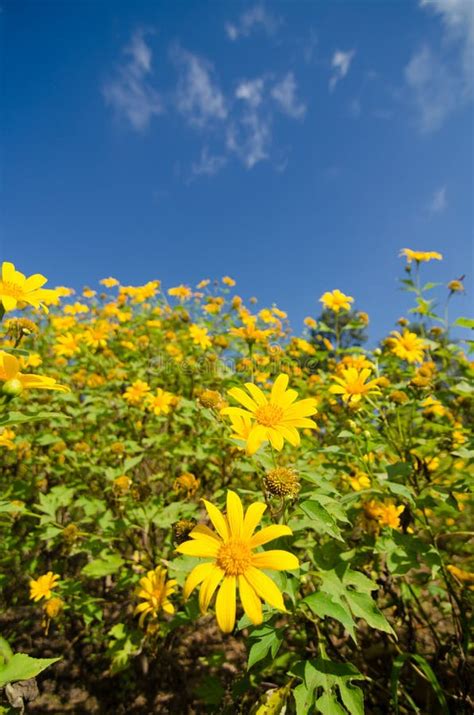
2, 0, 473, 339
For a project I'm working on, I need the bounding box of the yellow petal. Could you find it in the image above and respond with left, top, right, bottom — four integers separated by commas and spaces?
242, 502, 267, 539
183, 562, 216, 600
271, 373, 289, 402
176, 539, 219, 558
238, 575, 262, 625
199, 566, 224, 613
252, 550, 299, 571
24, 274, 48, 291
268, 428, 284, 451
244, 567, 285, 611
244, 382, 267, 406
215, 576, 236, 633
202, 499, 229, 541
226, 490, 244, 537
190, 524, 221, 543
250, 524, 292, 547
246, 425, 267, 455
228, 387, 258, 413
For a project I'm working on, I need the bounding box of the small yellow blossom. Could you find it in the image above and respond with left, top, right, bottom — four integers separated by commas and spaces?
319, 289, 354, 313
123, 380, 151, 405
0, 262, 57, 312
400, 248, 443, 264
135, 566, 177, 626
388, 330, 426, 363
189, 324, 212, 349
29, 572, 60, 602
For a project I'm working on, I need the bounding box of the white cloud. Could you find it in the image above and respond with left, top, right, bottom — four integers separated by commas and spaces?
271, 72, 306, 119
225, 4, 280, 41
405, 45, 461, 132
171, 45, 227, 127
329, 49, 355, 91
226, 89, 272, 169
235, 78, 265, 107
191, 147, 227, 177
405, 0, 473, 132
103, 30, 163, 131
428, 185, 448, 213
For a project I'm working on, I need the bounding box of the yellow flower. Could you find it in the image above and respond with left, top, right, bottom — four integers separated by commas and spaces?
347, 471, 371, 492
304, 317, 317, 329
389, 330, 426, 363
53, 332, 82, 358
421, 396, 446, 418
25, 353, 42, 368
123, 380, 151, 405
114, 475, 132, 493
44, 596, 64, 619
168, 285, 192, 301
363, 500, 404, 529
177, 490, 299, 632
0, 352, 69, 394
146, 388, 175, 415
221, 374, 317, 454
100, 277, 119, 287
0, 427, 16, 449
82, 288, 96, 298
400, 248, 443, 264
447, 565, 474, 586
197, 279, 210, 289
29, 572, 60, 602
448, 279, 464, 293
339, 355, 374, 372
222, 276, 236, 286
0, 261, 58, 312
319, 289, 354, 313
174, 472, 200, 497
231, 320, 271, 344
134, 566, 177, 626
64, 302, 89, 315
330, 368, 381, 405
189, 324, 212, 349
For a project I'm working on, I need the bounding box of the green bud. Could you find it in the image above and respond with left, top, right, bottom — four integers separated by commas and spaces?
2, 379, 23, 397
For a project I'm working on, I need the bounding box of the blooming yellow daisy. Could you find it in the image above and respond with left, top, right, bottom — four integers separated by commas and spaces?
221, 373, 317, 454
400, 248, 443, 264
123, 379, 151, 405
189, 324, 212, 349
29, 572, 60, 602
319, 289, 354, 313
0, 261, 57, 313
389, 330, 426, 363
100, 277, 119, 288
329, 367, 381, 404
177, 490, 299, 632
168, 285, 192, 301
146, 387, 175, 415
134, 566, 177, 626
0, 352, 69, 394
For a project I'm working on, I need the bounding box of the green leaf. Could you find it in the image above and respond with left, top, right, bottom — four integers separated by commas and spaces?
302, 592, 356, 641
247, 625, 284, 670
0, 653, 60, 687
299, 501, 344, 541
454, 317, 474, 329
292, 657, 365, 715
82, 552, 124, 578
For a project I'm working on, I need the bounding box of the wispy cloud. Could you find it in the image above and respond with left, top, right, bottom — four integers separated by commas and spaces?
190, 147, 227, 178
235, 78, 265, 107
225, 4, 280, 41
171, 45, 227, 127
102, 30, 164, 131
271, 72, 306, 119
227, 80, 272, 168
329, 49, 355, 91
405, 0, 473, 133
428, 185, 447, 213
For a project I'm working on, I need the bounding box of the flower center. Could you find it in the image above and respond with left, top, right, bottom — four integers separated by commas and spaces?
216, 539, 253, 576
0, 281, 23, 299
255, 403, 284, 427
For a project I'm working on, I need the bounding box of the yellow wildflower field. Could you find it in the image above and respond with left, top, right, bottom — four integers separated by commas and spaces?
0, 256, 472, 714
